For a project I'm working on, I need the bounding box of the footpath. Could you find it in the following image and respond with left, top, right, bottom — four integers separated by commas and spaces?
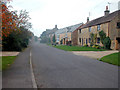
2, 48, 33, 88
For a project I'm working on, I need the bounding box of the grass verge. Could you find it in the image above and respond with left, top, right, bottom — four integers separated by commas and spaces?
1, 56, 16, 70
100, 52, 120, 66
53, 45, 106, 51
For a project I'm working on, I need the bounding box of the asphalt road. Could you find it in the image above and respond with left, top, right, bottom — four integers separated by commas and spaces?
31, 42, 118, 88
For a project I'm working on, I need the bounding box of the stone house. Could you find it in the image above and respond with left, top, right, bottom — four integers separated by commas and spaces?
78, 6, 120, 50
72, 24, 84, 46
56, 23, 83, 45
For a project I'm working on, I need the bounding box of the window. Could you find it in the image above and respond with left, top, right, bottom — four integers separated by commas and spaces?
97, 25, 100, 30
79, 29, 81, 33
117, 22, 120, 29
89, 27, 91, 32
89, 38, 91, 43
79, 38, 81, 42
97, 38, 100, 44
86, 39, 88, 44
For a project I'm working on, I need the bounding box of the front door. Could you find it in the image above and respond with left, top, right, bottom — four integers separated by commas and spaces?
116, 37, 120, 50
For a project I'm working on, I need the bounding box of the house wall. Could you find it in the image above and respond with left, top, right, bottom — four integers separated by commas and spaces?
78, 22, 109, 46
109, 15, 120, 50
72, 29, 78, 46
59, 32, 72, 45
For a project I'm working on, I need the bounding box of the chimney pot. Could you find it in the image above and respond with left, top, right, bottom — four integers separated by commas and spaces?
87, 17, 89, 22
104, 6, 110, 16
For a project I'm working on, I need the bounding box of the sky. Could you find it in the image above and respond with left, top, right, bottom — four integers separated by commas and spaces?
9, 0, 120, 37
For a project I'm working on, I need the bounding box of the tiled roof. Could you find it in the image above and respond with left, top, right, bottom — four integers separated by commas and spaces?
81, 10, 120, 29
55, 23, 83, 34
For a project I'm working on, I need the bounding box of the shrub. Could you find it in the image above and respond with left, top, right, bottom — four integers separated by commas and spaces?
84, 44, 88, 47
2, 32, 22, 51
103, 37, 111, 49
99, 30, 106, 44
92, 45, 96, 48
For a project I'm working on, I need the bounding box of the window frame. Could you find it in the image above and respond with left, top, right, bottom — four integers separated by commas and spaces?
97, 24, 101, 31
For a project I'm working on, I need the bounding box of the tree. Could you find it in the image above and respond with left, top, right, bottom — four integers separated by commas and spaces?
1, 3, 17, 38
93, 33, 97, 44
90, 33, 94, 46
99, 30, 111, 49
52, 34, 56, 44
99, 30, 106, 44
103, 37, 111, 49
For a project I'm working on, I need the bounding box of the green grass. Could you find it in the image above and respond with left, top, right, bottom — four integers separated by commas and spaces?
53, 45, 106, 51
1, 56, 16, 70
100, 52, 120, 66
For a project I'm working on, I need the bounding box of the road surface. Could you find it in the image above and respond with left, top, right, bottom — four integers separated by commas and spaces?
3, 42, 118, 88
31, 42, 118, 88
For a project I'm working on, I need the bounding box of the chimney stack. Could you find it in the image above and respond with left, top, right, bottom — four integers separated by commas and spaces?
55, 25, 57, 29
87, 17, 89, 22
104, 6, 110, 16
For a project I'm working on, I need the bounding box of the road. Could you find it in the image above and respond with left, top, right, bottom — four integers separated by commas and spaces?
31, 42, 118, 88
3, 42, 118, 88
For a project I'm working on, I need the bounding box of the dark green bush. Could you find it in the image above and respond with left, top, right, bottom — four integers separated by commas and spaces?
103, 37, 111, 49
2, 32, 22, 51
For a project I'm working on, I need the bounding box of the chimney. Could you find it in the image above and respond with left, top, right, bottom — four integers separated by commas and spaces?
55, 25, 57, 29
104, 6, 110, 16
87, 17, 89, 22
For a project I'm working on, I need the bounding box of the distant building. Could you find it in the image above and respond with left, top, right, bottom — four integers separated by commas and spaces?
55, 23, 83, 45
40, 25, 58, 43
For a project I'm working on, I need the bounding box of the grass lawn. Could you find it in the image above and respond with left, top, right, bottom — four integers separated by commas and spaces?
1, 56, 16, 70
53, 45, 106, 51
100, 52, 120, 66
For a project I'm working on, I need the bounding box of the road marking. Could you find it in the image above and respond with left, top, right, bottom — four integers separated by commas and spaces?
30, 50, 38, 89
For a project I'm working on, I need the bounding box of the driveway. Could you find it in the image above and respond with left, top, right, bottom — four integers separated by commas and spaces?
0, 52, 20, 56
71, 51, 119, 59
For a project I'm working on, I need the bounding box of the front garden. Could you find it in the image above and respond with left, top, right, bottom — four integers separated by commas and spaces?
53, 45, 106, 51
1, 56, 16, 70
99, 52, 120, 66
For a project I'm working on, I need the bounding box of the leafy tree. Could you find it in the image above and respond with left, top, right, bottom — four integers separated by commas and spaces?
103, 37, 111, 49
60, 39, 63, 44
99, 30, 111, 49
2, 31, 22, 51
99, 30, 106, 44
52, 34, 56, 44
90, 33, 94, 46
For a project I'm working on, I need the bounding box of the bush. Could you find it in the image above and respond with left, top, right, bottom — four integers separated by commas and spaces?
92, 45, 100, 49
2, 32, 22, 51
84, 44, 88, 47
103, 37, 111, 49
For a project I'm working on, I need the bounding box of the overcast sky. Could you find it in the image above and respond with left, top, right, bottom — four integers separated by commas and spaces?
10, 0, 119, 37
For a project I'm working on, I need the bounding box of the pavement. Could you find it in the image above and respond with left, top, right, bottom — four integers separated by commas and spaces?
71, 50, 119, 59
2, 42, 119, 88
0, 52, 20, 56
2, 48, 32, 88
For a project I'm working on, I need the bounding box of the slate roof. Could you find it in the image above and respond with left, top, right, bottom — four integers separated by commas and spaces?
81, 10, 120, 29
55, 23, 83, 34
